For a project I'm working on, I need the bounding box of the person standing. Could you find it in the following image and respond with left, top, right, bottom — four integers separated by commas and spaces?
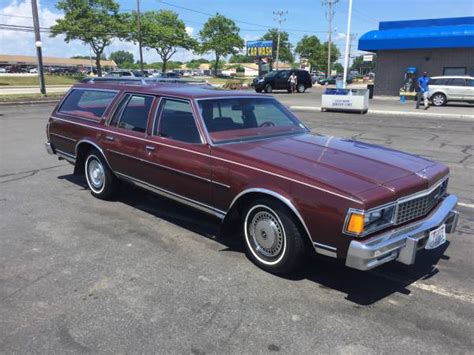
288, 72, 298, 93
416, 71, 430, 110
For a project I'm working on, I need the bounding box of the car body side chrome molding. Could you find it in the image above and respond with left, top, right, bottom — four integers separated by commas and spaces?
49, 132, 77, 143
107, 149, 230, 189
51, 115, 361, 204
115, 172, 227, 219
56, 149, 76, 163
313, 242, 338, 258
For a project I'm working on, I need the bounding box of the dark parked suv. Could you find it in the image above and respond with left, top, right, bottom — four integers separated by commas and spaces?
252, 69, 312, 93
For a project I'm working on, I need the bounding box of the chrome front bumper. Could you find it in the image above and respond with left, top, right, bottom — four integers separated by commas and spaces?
346, 195, 459, 271
45, 141, 55, 155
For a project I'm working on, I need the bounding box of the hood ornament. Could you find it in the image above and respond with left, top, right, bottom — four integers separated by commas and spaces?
416, 169, 428, 179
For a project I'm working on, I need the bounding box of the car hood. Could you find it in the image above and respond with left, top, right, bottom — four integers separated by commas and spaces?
215, 133, 448, 205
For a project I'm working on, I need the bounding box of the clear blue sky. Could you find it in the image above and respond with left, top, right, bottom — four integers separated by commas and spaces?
1, 0, 473, 62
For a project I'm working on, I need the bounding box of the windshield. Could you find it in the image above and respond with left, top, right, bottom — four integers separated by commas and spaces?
198, 97, 308, 144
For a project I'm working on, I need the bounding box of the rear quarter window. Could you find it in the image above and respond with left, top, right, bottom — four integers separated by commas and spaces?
59, 89, 117, 120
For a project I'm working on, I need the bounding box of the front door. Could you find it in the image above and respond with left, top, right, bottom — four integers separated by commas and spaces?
143, 97, 213, 208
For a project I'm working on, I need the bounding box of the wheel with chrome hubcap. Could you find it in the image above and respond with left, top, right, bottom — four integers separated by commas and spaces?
243, 199, 306, 274
84, 148, 117, 200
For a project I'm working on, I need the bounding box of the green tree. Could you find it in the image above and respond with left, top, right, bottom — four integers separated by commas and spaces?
320, 41, 341, 73
187, 58, 209, 69
295, 35, 323, 72
229, 54, 253, 63
126, 10, 196, 73
50, 0, 122, 76
199, 14, 244, 76
351, 54, 376, 73
109, 50, 134, 66
261, 29, 294, 64
333, 62, 343, 73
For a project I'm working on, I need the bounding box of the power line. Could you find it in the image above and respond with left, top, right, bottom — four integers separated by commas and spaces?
157, 0, 329, 34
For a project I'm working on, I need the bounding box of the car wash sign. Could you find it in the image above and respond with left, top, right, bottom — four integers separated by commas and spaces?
246, 40, 273, 58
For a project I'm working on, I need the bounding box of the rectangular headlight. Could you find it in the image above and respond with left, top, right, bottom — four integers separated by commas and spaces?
345, 204, 396, 237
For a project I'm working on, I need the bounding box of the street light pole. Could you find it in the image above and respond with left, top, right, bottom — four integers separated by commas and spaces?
273, 10, 287, 71
322, 0, 338, 78
31, 0, 46, 95
342, 0, 353, 88
136, 0, 144, 74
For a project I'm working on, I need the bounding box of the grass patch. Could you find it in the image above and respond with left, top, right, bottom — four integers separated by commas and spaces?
0, 74, 82, 86
205, 77, 253, 86
0, 92, 65, 103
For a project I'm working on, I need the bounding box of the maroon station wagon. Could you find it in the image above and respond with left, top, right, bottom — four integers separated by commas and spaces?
45, 83, 459, 274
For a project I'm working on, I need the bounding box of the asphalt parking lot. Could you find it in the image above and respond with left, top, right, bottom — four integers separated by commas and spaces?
1, 101, 473, 353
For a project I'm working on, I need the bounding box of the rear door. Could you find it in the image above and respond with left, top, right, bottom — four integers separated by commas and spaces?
445, 78, 466, 100
274, 70, 289, 90
102, 93, 156, 182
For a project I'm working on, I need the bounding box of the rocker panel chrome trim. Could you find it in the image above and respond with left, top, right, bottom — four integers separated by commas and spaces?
115, 172, 226, 219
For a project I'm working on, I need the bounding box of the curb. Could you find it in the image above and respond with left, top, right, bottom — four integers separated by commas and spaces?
288, 106, 474, 120
0, 99, 61, 106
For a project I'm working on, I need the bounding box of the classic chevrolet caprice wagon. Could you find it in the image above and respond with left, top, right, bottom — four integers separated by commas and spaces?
45, 83, 459, 274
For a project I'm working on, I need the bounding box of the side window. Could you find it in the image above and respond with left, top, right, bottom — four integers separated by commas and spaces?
59, 89, 117, 119
155, 99, 201, 144
447, 79, 466, 87
276, 71, 288, 79
112, 94, 154, 133
468, 79, 474, 87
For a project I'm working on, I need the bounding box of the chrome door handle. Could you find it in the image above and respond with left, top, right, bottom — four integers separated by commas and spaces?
105, 135, 114, 141
145, 145, 155, 151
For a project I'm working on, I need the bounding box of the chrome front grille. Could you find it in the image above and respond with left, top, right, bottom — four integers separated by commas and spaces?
396, 179, 448, 225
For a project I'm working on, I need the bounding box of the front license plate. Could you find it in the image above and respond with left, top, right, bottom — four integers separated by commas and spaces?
425, 224, 447, 250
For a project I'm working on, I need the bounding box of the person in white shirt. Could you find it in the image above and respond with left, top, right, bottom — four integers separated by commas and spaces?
288, 72, 298, 93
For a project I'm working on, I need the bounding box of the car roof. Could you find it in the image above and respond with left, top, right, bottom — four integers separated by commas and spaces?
72, 82, 269, 99
431, 76, 473, 79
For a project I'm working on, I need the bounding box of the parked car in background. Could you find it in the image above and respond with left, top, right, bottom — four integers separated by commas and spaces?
428, 76, 474, 106
318, 76, 353, 85
252, 69, 312, 93
160, 72, 181, 78
45, 83, 459, 274
0, 67, 6, 73
106, 70, 147, 78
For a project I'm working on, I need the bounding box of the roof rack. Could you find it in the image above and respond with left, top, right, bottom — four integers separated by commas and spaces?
81, 76, 210, 86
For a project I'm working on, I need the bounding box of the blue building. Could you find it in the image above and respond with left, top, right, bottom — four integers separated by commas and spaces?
359, 17, 474, 95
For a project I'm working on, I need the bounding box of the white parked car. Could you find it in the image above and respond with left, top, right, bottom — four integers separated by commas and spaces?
429, 76, 474, 106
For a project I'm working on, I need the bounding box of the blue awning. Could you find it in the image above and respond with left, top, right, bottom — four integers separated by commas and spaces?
359, 17, 474, 51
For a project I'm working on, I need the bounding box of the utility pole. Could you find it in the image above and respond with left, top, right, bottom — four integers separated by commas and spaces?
31, 0, 46, 95
273, 10, 287, 71
136, 0, 144, 74
322, 0, 338, 78
342, 0, 353, 88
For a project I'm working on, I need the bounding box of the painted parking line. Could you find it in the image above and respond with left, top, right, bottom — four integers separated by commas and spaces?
458, 202, 474, 209
370, 271, 474, 304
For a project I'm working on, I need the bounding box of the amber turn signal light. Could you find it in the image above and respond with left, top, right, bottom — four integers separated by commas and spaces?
346, 213, 365, 235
